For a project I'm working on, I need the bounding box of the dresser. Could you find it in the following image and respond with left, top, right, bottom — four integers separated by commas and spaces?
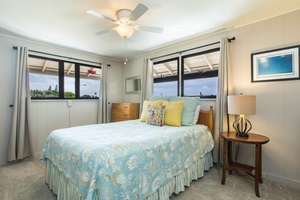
111, 103, 140, 122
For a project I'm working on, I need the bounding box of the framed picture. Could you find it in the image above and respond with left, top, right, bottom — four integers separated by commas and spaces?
251, 45, 300, 82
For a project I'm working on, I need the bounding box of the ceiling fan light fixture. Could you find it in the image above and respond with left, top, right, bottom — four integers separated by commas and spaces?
116, 24, 135, 38
88, 4, 163, 38
117, 9, 132, 24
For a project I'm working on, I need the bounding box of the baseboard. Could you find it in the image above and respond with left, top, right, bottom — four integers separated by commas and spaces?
0, 159, 7, 167
265, 172, 300, 189
34, 152, 42, 159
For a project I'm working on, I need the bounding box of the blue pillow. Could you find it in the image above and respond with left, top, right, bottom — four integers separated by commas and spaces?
148, 96, 171, 101
170, 97, 200, 126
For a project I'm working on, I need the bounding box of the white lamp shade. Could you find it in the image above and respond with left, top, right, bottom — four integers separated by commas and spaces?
116, 24, 135, 38
228, 95, 256, 115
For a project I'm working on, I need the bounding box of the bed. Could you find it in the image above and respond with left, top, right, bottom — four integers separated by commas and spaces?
40, 105, 214, 200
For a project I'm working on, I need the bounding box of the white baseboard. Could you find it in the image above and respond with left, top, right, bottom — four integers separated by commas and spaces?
265, 172, 300, 189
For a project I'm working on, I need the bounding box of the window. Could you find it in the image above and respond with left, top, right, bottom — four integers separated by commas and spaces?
64, 62, 75, 98
79, 66, 101, 98
153, 48, 219, 98
182, 48, 219, 98
153, 58, 179, 96
28, 55, 101, 99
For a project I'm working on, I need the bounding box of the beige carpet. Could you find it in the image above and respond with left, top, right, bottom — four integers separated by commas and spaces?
0, 158, 299, 200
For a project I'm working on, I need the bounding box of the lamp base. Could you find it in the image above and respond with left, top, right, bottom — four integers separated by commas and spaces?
232, 116, 252, 137
236, 132, 249, 137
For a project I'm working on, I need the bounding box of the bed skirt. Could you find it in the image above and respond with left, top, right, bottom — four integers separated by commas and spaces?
44, 152, 213, 200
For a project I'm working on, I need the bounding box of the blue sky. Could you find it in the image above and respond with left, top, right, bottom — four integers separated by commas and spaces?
153, 77, 217, 97
29, 73, 100, 97
29, 73, 58, 91
30, 73, 216, 98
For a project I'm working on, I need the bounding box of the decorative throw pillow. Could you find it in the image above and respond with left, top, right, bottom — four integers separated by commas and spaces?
140, 100, 163, 122
146, 105, 166, 126
170, 97, 200, 126
162, 101, 184, 127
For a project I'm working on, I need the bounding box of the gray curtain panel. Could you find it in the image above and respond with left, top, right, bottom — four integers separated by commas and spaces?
214, 37, 232, 163
7, 46, 33, 162
140, 58, 153, 112
98, 63, 108, 123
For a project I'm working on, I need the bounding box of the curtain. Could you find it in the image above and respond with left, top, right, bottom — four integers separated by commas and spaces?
140, 58, 153, 111
7, 46, 33, 162
213, 37, 232, 163
98, 63, 108, 123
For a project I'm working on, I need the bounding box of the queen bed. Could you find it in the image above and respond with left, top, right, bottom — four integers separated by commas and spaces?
40, 103, 214, 200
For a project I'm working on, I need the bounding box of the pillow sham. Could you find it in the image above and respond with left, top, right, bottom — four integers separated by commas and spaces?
162, 101, 184, 127
148, 96, 171, 101
146, 105, 166, 126
193, 105, 201, 125
170, 97, 200, 126
140, 100, 163, 122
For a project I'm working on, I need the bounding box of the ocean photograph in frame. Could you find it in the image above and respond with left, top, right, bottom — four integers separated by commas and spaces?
251, 46, 300, 82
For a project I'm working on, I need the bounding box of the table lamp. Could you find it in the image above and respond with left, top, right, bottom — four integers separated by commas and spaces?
227, 94, 256, 137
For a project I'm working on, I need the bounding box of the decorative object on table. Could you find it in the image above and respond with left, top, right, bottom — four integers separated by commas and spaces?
227, 94, 256, 137
251, 45, 300, 82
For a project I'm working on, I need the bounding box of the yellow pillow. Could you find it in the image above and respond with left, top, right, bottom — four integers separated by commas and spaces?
162, 101, 184, 126
140, 100, 163, 122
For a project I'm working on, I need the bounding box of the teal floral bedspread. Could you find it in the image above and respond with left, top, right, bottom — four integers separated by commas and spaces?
40, 120, 214, 200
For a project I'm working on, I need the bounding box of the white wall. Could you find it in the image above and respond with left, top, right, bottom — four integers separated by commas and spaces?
0, 34, 123, 166
30, 100, 99, 155
124, 10, 300, 188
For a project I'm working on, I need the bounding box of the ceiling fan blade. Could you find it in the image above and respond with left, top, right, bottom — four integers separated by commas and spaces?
140, 26, 163, 33
129, 3, 149, 22
86, 10, 116, 23
95, 29, 113, 35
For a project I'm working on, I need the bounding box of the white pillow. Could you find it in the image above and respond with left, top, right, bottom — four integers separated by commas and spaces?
193, 105, 201, 125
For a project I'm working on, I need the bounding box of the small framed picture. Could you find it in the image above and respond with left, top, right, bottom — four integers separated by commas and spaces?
251, 45, 300, 82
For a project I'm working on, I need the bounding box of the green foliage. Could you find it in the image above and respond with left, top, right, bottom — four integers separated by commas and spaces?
31, 89, 73, 98
31, 89, 59, 98
80, 94, 98, 98
64, 91, 75, 98
30, 89, 97, 99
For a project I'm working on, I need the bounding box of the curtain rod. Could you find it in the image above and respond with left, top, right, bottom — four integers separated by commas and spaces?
150, 36, 235, 61
12, 46, 102, 66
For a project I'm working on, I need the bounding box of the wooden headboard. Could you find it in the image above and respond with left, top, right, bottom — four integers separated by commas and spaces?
196, 106, 214, 138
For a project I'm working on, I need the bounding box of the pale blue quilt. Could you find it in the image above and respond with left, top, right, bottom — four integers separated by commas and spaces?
40, 120, 214, 200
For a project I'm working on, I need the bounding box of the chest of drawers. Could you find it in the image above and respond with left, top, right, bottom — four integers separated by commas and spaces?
111, 103, 140, 122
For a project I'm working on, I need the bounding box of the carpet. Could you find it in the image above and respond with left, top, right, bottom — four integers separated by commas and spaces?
0, 158, 299, 200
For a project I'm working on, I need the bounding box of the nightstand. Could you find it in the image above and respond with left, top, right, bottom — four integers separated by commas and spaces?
220, 132, 270, 197
111, 103, 140, 122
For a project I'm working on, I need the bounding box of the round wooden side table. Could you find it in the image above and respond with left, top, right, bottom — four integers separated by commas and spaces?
220, 132, 270, 198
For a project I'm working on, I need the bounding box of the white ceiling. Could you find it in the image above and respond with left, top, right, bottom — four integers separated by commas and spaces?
1, 0, 300, 61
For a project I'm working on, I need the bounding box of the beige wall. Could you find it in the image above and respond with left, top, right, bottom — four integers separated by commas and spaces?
0, 34, 123, 166
229, 10, 300, 188
123, 10, 300, 188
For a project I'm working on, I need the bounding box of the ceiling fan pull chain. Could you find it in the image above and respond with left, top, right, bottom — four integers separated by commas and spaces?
124, 37, 128, 64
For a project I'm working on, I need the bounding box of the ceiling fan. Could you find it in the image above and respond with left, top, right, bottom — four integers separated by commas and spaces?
87, 3, 163, 38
